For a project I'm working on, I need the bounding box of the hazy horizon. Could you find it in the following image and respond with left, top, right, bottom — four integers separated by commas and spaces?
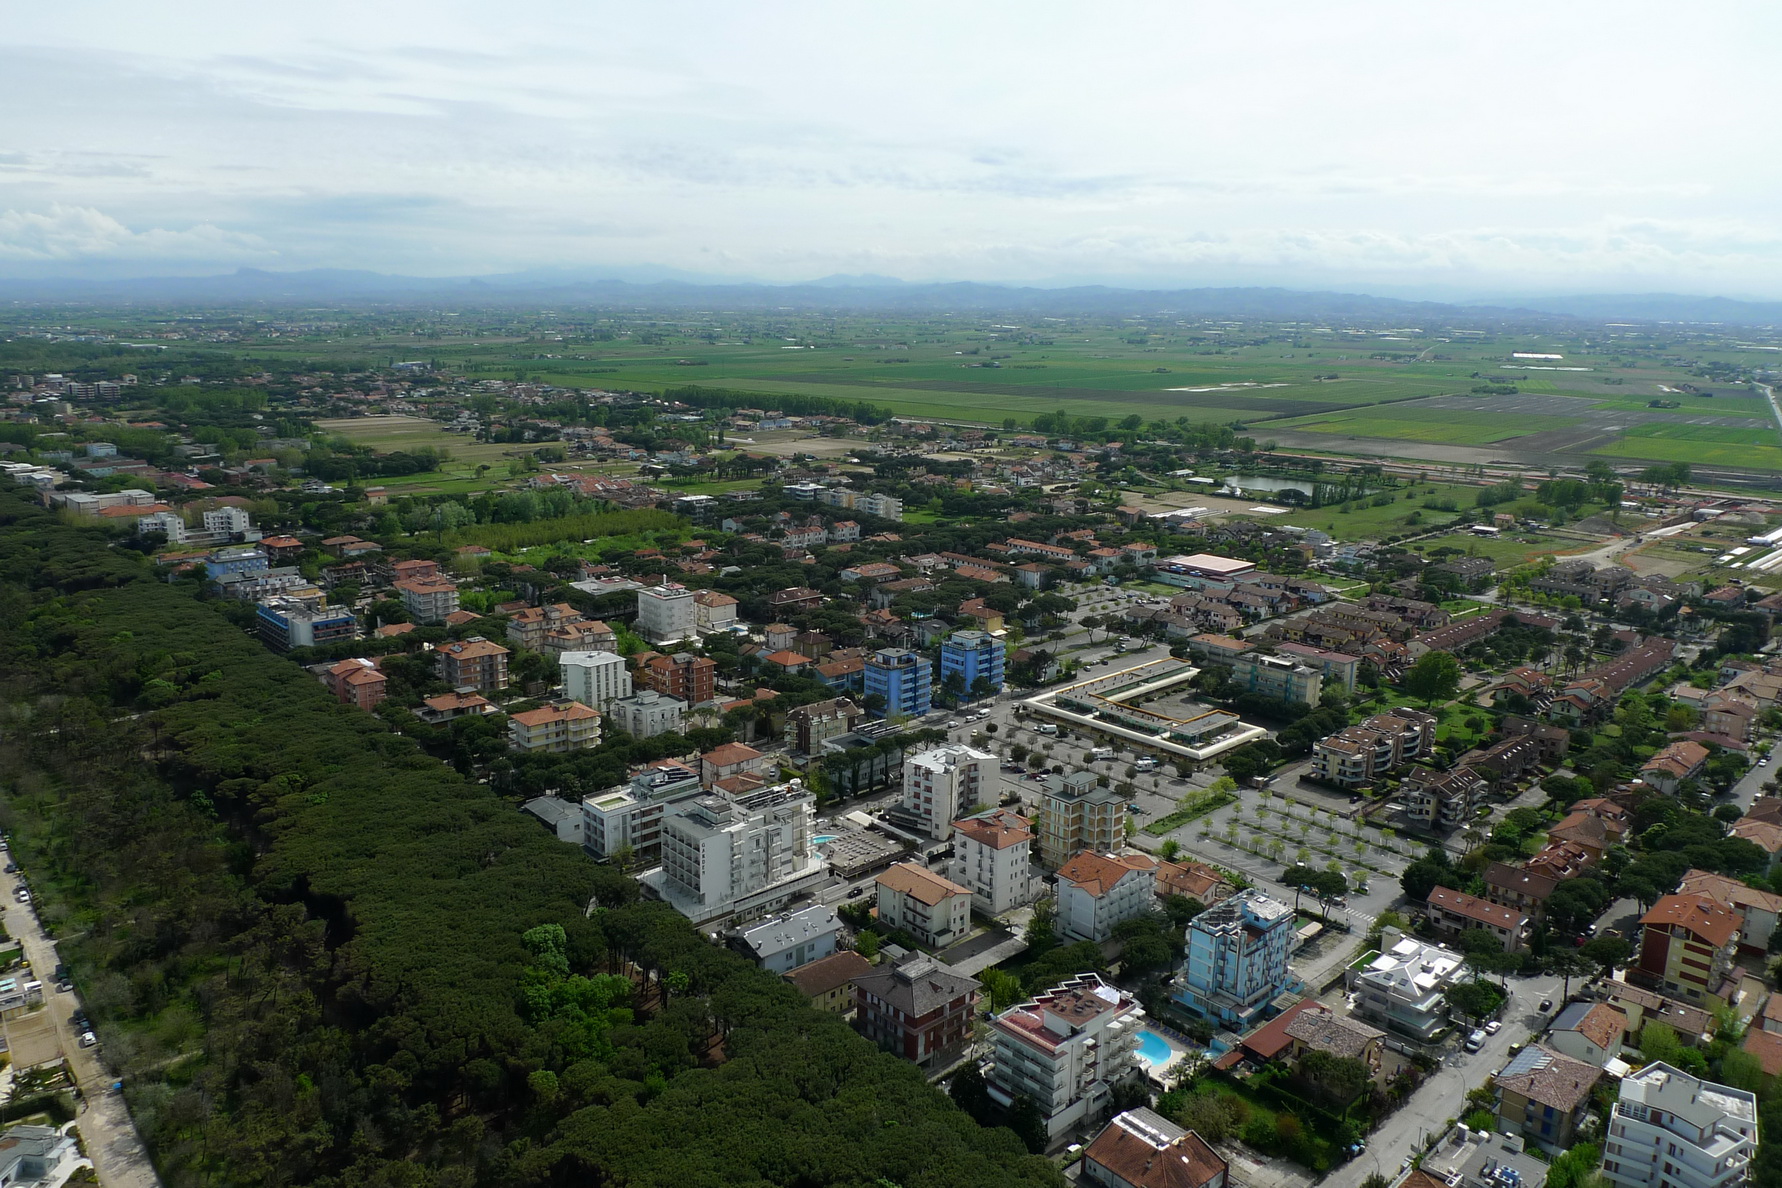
6, 1, 1781, 298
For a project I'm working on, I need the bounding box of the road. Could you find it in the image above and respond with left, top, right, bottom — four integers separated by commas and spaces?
1, 864, 160, 1188
1330, 968, 1564, 1188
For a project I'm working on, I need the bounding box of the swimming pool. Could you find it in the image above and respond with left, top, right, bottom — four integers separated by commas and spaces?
813, 834, 839, 845
1134, 1029, 1174, 1068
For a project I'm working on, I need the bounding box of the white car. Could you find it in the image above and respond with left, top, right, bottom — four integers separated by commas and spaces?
78, 1031, 97, 1049
1485, 1020, 1502, 1035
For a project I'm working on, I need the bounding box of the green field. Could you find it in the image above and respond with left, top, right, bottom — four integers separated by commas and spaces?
1407, 531, 1585, 566
314, 416, 536, 493
1270, 408, 1580, 446
1217, 481, 1482, 536
1591, 434, 1782, 470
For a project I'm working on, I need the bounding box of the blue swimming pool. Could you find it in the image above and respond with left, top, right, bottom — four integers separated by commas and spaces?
813, 835, 839, 845
1134, 1029, 1174, 1068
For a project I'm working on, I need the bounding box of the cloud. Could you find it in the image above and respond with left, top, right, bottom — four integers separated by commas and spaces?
0, 204, 272, 262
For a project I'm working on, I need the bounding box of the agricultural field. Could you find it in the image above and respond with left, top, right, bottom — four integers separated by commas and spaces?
314, 415, 533, 493
1404, 531, 1587, 567
1266, 406, 1580, 446
1225, 481, 1482, 537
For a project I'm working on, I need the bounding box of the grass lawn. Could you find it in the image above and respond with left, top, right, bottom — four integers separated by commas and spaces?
1406, 531, 1585, 566
314, 415, 525, 467
1253, 482, 1479, 537
1591, 434, 1782, 472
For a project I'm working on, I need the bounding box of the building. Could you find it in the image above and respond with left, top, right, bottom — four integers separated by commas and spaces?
1640, 740, 1711, 794
1223, 654, 1323, 706
783, 950, 872, 1014
875, 863, 973, 948
416, 690, 496, 723
1493, 1043, 1604, 1153
1350, 929, 1465, 1044
435, 638, 511, 692
638, 651, 717, 706
651, 782, 825, 923
326, 658, 387, 711
560, 649, 633, 709
506, 603, 585, 651
255, 599, 358, 651
863, 648, 932, 718
1418, 1127, 1548, 1188
580, 762, 705, 861
1309, 709, 1437, 787
541, 619, 616, 655
1035, 770, 1126, 869
394, 577, 461, 624
939, 630, 1005, 699
1633, 894, 1741, 1005
1678, 868, 1782, 963
731, 904, 842, 974
1057, 851, 1158, 943
508, 701, 602, 753
700, 742, 768, 789
0, 1124, 80, 1188
605, 689, 685, 739
853, 950, 979, 1067
1483, 861, 1562, 918
1080, 1108, 1228, 1188
1604, 980, 1717, 1048
1283, 1006, 1388, 1084
1602, 1063, 1757, 1188
899, 744, 996, 840
1275, 643, 1360, 694
693, 589, 740, 633
783, 697, 863, 755
1174, 890, 1296, 1031
636, 583, 698, 644
1546, 1001, 1628, 1066
951, 809, 1035, 915
1403, 768, 1490, 833
1155, 859, 1234, 907
984, 973, 1145, 1141
1425, 886, 1528, 952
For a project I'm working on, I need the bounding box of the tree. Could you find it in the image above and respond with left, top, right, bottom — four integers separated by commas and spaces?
1545, 948, 1593, 999
1025, 897, 1057, 954
1404, 650, 1461, 707
1006, 1093, 1049, 1154
980, 968, 1023, 1012
1579, 936, 1632, 981
1401, 849, 1457, 902
1446, 979, 1506, 1020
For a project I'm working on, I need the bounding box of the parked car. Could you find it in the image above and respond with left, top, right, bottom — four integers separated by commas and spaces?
1485, 1020, 1502, 1035
77, 1032, 97, 1049
846, 887, 864, 898
1464, 1030, 1486, 1052
55, 981, 71, 994
1538, 998, 1553, 1012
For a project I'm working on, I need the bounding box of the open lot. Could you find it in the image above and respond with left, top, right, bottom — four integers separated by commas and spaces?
314, 415, 535, 492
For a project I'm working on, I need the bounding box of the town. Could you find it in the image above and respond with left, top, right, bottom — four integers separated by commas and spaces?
0, 315, 1778, 1188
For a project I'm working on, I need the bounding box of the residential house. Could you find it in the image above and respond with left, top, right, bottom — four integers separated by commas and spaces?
1350, 929, 1465, 1044
1035, 769, 1124, 868
1080, 1109, 1228, 1188
1284, 1006, 1388, 1086
1640, 740, 1711, 793
700, 742, 768, 788
1678, 868, 1782, 962
1484, 862, 1561, 918
1632, 893, 1741, 1004
605, 689, 685, 739
950, 808, 1035, 915
1493, 1043, 1603, 1154
1056, 851, 1158, 943
783, 949, 872, 1014
1155, 859, 1235, 907
693, 590, 740, 633
639, 652, 717, 705
326, 658, 387, 711
394, 577, 461, 624
1310, 709, 1437, 787
416, 690, 497, 723
1604, 980, 1717, 1048
731, 904, 842, 974
853, 950, 979, 1068
506, 603, 585, 651
875, 862, 973, 948
1425, 886, 1528, 952
783, 697, 864, 755
1403, 768, 1489, 832
1546, 1001, 1628, 1066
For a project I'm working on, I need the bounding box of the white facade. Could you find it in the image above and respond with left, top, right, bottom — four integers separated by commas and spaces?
985, 974, 1145, 1141
652, 782, 824, 923
1350, 928, 1466, 1043
607, 689, 685, 738
694, 591, 740, 633
1056, 852, 1157, 943
732, 904, 842, 974
901, 744, 996, 840
951, 809, 1035, 916
581, 763, 704, 860
875, 863, 973, 948
140, 510, 187, 542
560, 649, 633, 708
636, 583, 697, 644
203, 505, 252, 535
1604, 1064, 1757, 1188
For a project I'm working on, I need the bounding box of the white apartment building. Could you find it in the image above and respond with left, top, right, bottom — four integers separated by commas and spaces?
731, 904, 842, 974
985, 973, 1145, 1141
606, 689, 685, 739
951, 809, 1035, 915
875, 863, 973, 948
1350, 928, 1466, 1044
1604, 1064, 1757, 1188
901, 744, 996, 840
581, 763, 704, 861
560, 649, 633, 708
1056, 851, 1158, 943
203, 505, 252, 535
650, 781, 825, 923
636, 583, 697, 644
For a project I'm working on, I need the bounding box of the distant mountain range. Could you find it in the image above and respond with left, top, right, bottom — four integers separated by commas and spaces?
2, 266, 1780, 326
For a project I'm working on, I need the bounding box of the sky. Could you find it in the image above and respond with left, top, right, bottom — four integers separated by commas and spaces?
4, 1, 1780, 297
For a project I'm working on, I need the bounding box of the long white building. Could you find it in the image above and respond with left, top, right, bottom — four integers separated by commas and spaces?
901, 743, 996, 840
561, 649, 633, 708
648, 781, 825, 923
581, 762, 704, 861
1603, 1064, 1757, 1188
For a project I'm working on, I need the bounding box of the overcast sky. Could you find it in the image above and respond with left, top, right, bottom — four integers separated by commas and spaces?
4, 1, 1778, 296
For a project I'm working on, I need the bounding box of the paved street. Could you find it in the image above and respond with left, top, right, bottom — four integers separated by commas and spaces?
1, 865, 160, 1188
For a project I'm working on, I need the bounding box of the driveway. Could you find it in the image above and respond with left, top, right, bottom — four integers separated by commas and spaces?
1, 867, 160, 1188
